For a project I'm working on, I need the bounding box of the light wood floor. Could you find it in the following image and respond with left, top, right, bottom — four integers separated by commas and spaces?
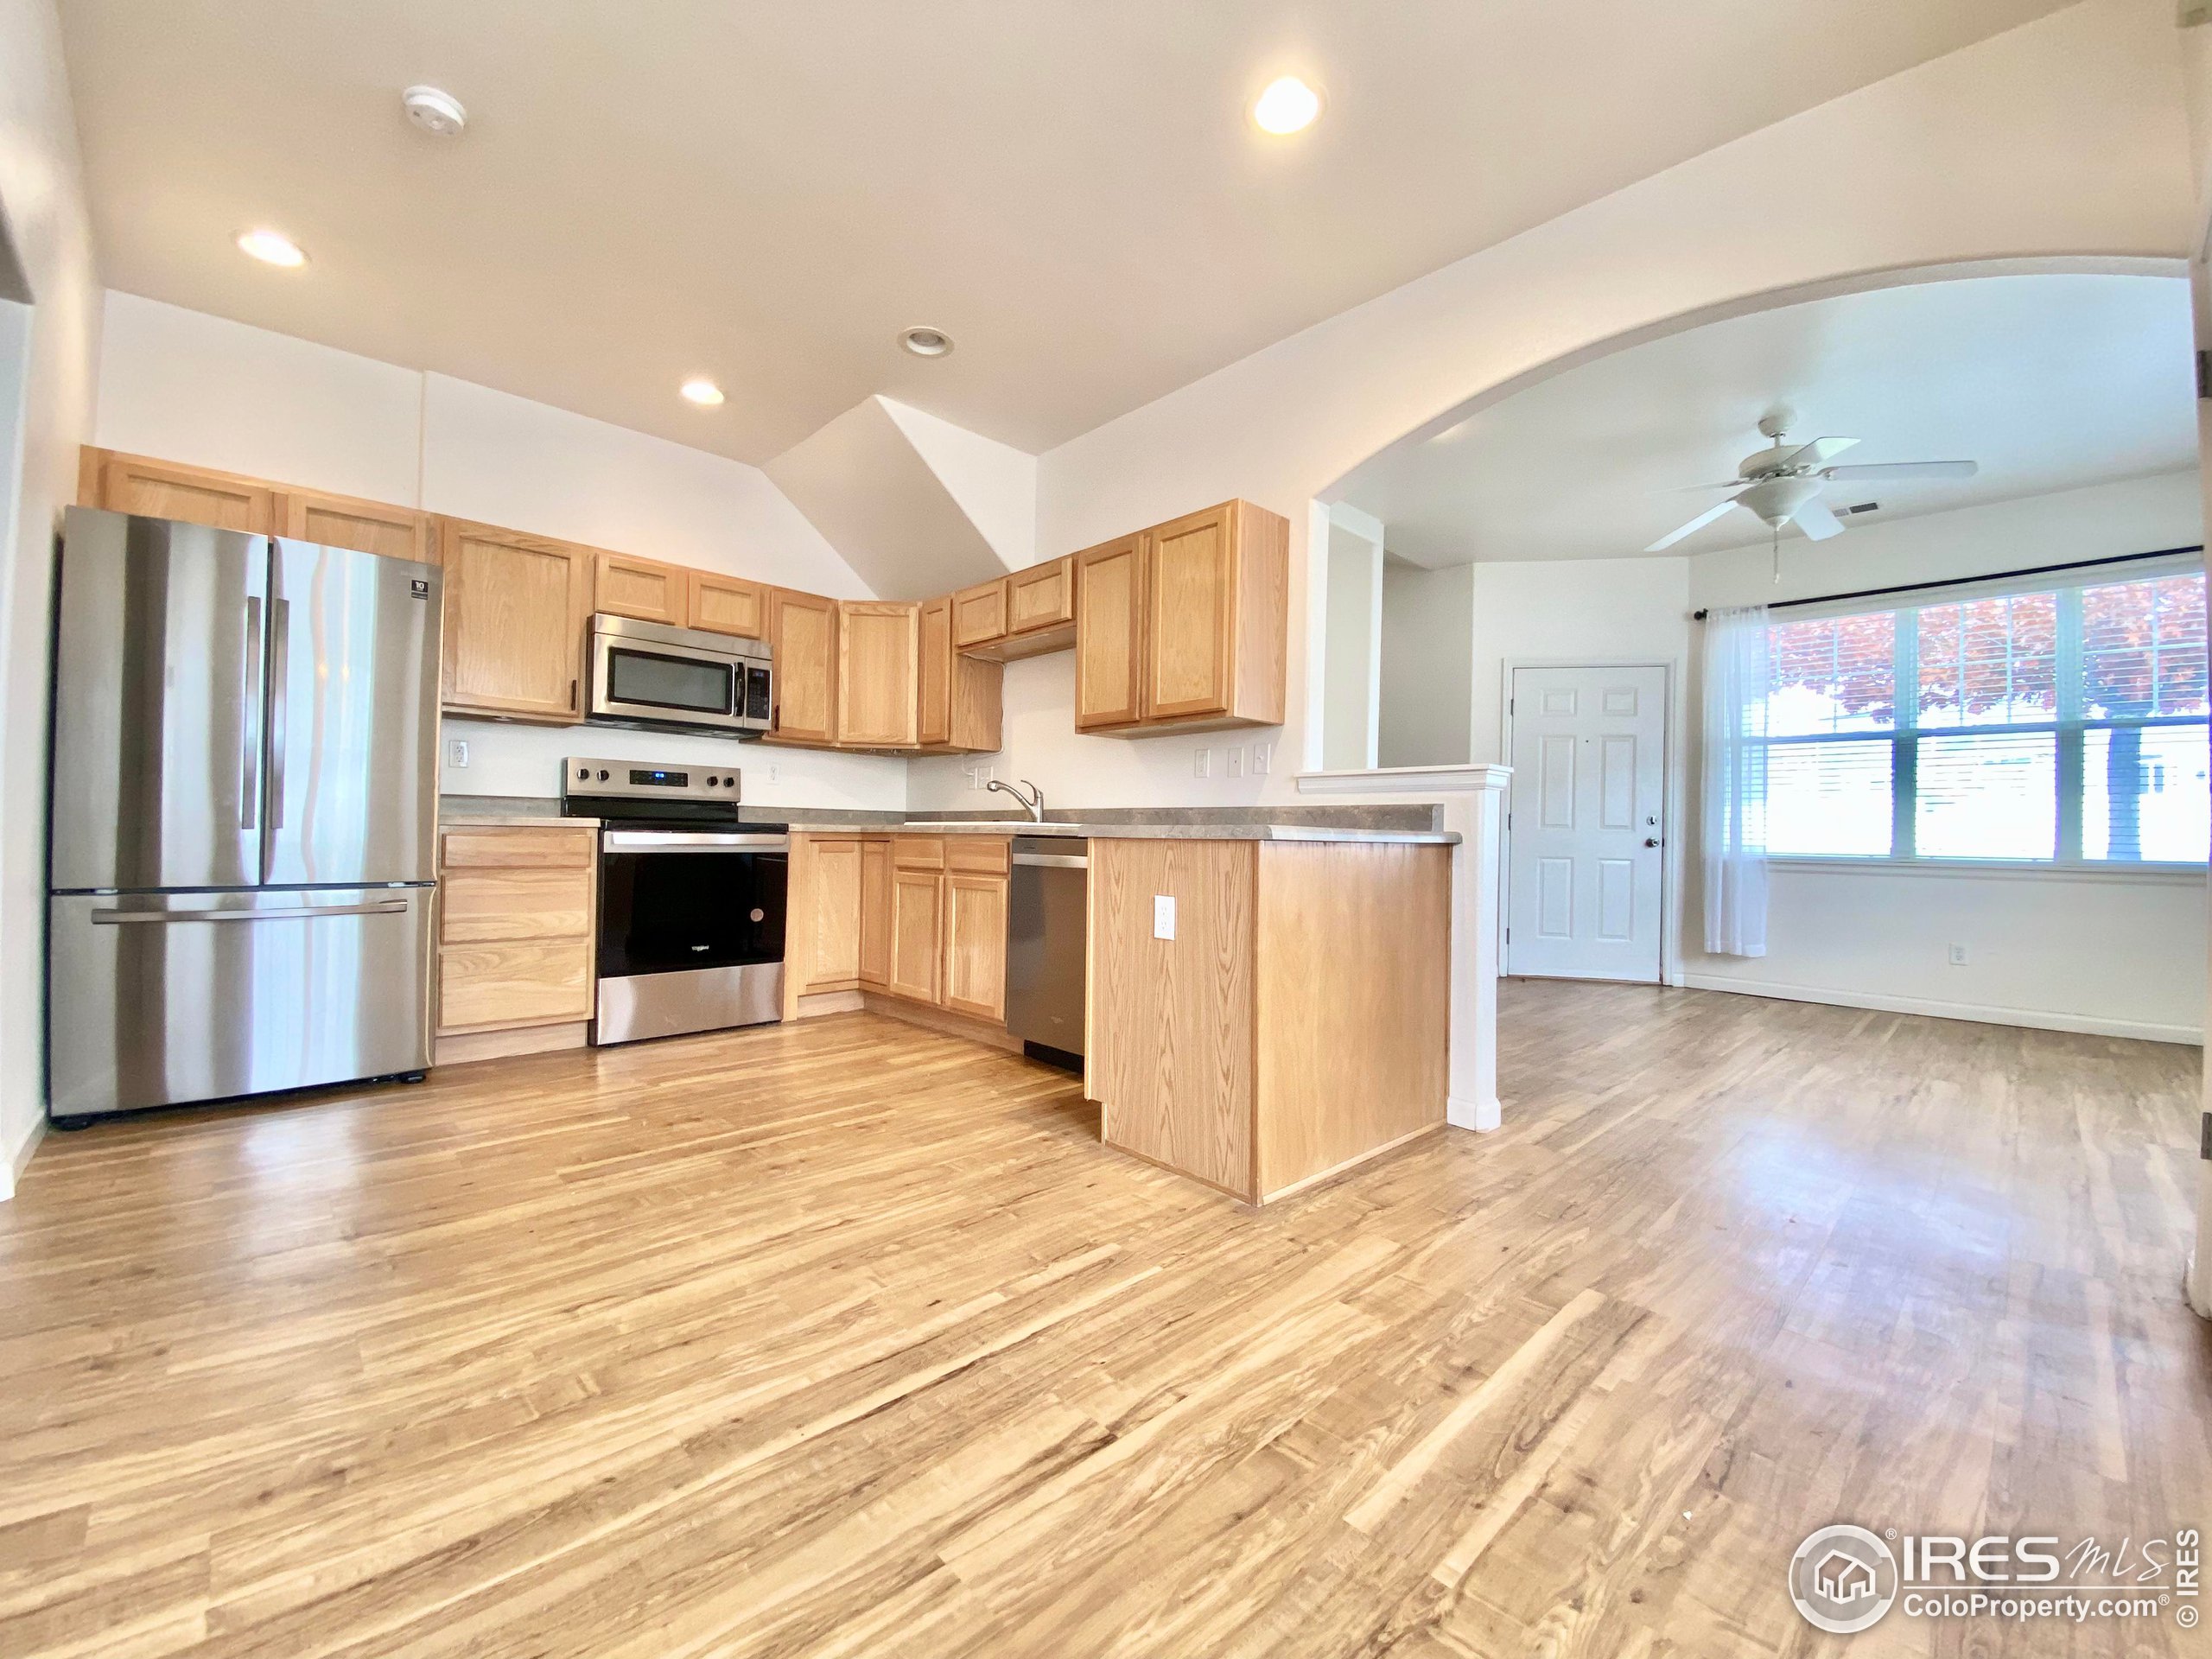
2, 983, 2205, 1657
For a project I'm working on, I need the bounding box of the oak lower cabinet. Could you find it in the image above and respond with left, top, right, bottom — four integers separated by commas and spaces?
858, 837, 893, 987
767, 588, 840, 746
435, 824, 597, 1059
918, 596, 1002, 752
787, 833, 1009, 1024
1088, 836, 1449, 1204
943, 870, 1009, 1020
790, 836, 865, 993
1075, 500, 1288, 734
439, 519, 594, 721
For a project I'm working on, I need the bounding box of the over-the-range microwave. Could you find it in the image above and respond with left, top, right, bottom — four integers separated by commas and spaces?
587, 613, 772, 736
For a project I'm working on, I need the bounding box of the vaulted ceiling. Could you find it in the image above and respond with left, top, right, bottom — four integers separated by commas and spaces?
59, 0, 2073, 465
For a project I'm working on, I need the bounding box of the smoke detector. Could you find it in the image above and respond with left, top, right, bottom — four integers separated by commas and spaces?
402, 86, 467, 137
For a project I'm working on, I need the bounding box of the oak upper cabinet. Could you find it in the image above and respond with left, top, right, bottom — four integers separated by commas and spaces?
80, 448, 275, 534
279, 488, 434, 563
766, 588, 839, 746
858, 837, 893, 988
688, 571, 767, 639
1074, 534, 1147, 730
435, 825, 597, 1039
952, 579, 1008, 651
837, 601, 920, 748
1007, 556, 1075, 639
918, 596, 1003, 753
439, 518, 594, 722
1141, 500, 1288, 728
594, 552, 687, 626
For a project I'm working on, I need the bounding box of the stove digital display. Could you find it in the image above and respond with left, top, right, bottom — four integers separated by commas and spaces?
629, 769, 690, 787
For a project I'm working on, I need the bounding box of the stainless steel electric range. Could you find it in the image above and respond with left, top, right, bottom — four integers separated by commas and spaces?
561, 756, 787, 1046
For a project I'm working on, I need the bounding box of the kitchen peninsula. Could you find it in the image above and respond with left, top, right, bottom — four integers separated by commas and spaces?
779, 817, 1456, 1205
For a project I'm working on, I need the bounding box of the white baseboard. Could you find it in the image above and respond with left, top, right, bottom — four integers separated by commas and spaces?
0, 1116, 44, 1202
1681, 974, 2202, 1046
1448, 1093, 1502, 1132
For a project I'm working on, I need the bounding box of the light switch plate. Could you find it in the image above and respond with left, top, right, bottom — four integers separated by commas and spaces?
1251, 741, 1271, 775
1192, 747, 1211, 779
446, 739, 469, 769
1154, 895, 1176, 940
1226, 746, 1243, 778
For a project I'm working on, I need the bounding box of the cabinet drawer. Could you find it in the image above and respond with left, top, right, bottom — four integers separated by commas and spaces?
945, 836, 1011, 874
442, 866, 594, 944
441, 826, 595, 870
439, 938, 593, 1031
893, 835, 946, 870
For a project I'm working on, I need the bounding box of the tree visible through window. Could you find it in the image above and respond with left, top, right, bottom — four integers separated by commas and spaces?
1758, 567, 2208, 863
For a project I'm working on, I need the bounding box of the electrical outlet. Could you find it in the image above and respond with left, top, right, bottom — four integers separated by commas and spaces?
1154, 895, 1176, 940
1193, 747, 1211, 779
1226, 745, 1243, 778
1948, 943, 1969, 966
1251, 741, 1272, 775
445, 739, 469, 769
766, 760, 780, 785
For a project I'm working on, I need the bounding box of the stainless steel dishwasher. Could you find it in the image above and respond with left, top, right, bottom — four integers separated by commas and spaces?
1005, 837, 1087, 1066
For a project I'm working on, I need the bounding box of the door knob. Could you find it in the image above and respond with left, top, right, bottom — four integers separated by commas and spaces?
1643, 837, 1661, 848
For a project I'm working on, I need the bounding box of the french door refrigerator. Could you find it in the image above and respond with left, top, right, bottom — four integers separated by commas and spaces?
48, 509, 442, 1123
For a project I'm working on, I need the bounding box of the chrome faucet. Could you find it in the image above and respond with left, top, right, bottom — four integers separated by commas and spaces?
988, 777, 1045, 822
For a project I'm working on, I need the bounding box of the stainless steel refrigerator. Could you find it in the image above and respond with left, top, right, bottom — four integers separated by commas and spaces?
48, 509, 442, 1123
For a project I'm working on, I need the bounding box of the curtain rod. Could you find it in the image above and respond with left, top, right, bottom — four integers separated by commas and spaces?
1688, 543, 2205, 622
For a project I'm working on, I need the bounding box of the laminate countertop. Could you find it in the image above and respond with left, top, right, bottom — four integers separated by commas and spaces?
436, 798, 1455, 843
804, 821, 1460, 845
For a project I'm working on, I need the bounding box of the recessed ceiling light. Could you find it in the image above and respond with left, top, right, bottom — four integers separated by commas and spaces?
1252, 76, 1322, 135
680, 377, 725, 406
402, 85, 468, 138
236, 229, 307, 268
899, 327, 954, 359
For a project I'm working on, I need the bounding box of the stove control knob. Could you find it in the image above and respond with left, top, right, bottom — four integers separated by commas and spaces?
596, 768, 610, 782
575, 766, 588, 780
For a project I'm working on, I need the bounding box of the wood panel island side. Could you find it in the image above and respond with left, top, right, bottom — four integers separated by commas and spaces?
1087, 836, 1452, 1205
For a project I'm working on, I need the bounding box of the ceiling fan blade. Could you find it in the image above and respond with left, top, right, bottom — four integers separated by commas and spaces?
1821, 460, 1978, 481
1675, 480, 1751, 492
1779, 436, 1859, 470
1645, 494, 1745, 553
1794, 497, 1845, 542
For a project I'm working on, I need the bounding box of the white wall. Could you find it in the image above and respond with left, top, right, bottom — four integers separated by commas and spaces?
92, 291, 906, 810
1321, 520, 1382, 770
969, 0, 2190, 818
1681, 470, 2208, 1040
0, 0, 100, 1197
1378, 560, 1475, 766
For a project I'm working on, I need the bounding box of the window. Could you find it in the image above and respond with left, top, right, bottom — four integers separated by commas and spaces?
1760, 567, 2208, 864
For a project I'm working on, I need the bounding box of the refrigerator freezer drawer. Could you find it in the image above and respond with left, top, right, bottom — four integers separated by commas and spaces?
48, 888, 434, 1119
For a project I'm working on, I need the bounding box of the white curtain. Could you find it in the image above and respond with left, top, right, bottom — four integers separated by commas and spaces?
1701, 604, 1770, 957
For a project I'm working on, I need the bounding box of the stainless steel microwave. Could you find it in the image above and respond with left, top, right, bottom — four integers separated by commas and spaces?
587, 613, 772, 736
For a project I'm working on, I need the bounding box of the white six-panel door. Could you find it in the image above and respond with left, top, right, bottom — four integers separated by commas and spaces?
1506, 664, 1667, 982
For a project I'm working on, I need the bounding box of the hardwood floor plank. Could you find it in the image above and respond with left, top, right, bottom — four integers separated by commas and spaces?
0, 990, 2202, 1657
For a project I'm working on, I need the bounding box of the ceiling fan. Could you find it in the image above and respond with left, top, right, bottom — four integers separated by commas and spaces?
1645, 407, 1978, 553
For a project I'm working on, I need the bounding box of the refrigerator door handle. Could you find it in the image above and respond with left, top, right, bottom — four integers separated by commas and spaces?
90, 899, 412, 925
239, 594, 264, 830
267, 596, 290, 833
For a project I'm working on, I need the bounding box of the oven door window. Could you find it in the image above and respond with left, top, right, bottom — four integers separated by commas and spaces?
598, 849, 787, 976
606, 647, 735, 716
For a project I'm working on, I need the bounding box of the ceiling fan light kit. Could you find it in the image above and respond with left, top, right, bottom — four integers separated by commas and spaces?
1643, 409, 1979, 554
